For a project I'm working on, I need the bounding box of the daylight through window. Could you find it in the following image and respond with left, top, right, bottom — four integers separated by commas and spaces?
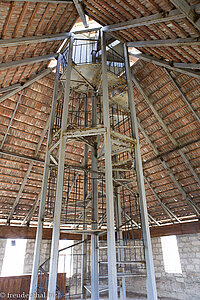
161, 235, 182, 274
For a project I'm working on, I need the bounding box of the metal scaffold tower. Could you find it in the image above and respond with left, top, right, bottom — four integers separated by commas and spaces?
29, 29, 157, 300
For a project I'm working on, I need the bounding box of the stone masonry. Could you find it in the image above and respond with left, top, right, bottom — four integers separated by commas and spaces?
23, 239, 51, 274
0, 233, 199, 299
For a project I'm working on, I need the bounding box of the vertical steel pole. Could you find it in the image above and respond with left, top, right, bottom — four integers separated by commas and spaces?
81, 94, 88, 299
101, 30, 118, 300
47, 37, 74, 300
91, 93, 99, 300
114, 169, 126, 300
124, 44, 158, 300
29, 54, 62, 300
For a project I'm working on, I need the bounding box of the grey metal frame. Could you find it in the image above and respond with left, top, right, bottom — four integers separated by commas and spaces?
129, 53, 200, 79
101, 30, 118, 300
81, 95, 89, 300
0, 68, 55, 104
0, 54, 57, 72
47, 37, 74, 300
124, 44, 158, 300
0, 32, 71, 48
169, 0, 200, 31
91, 93, 99, 300
29, 54, 62, 300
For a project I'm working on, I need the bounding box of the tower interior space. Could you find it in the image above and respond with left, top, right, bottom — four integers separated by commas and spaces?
0, 1, 199, 300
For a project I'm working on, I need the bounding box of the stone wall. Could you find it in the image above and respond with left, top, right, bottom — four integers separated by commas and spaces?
126, 233, 200, 300
23, 239, 51, 274
68, 233, 200, 300
0, 240, 7, 274
0, 233, 199, 299
153, 233, 200, 300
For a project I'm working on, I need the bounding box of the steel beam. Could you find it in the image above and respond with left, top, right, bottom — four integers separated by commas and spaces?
0, 91, 23, 150
21, 116, 51, 226
130, 53, 200, 79
164, 68, 200, 123
7, 113, 51, 224
47, 37, 73, 300
91, 93, 99, 300
144, 176, 181, 223
29, 55, 61, 300
0, 54, 57, 72
124, 44, 158, 300
132, 74, 200, 187
73, 0, 88, 28
0, 150, 44, 164
0, 67, 55, 104
127, 37, 200, 48
22, 191, 41, 226
143, 138, 200, 165
0, 83, 21, 93
138, 122, 200, 217
81, 95, 88, 300
114, 166, 126, 300
127, 150, 180, 223
103, 9, 183, 32
7, 161, 34, 224
173, 62, 200, 70
169, 0, 200, 31
0, 33, 71, 48
148, 215, 160, 227
101, 30, 118, 300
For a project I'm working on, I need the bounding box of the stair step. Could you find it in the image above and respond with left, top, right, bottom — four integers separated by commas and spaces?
61, 63, 102, 93
99, 245, 143, 249
111, 130, 136, 145
84, 285, 120, 294
99, 260, 145, 264
99, 272, 146, 278
63, 126, 105, 139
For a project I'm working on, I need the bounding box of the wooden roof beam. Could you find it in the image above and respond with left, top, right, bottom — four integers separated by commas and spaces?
0, 150, 45, 164
132, 73, 200, 188
73, 0, 88, 28
0, 91, 23, 150
127, 37, 200, 48
102, 3, 200, 32
128, 149, 181, 223
169, 0, 200, 31
0, 221, 199, 239
0, 67, 55, 104
0, 32, 72, 48
0, 83, 21, 93
0, 53, 57, 72
130, 53, 200, 79
144, 176, 181, 223
163, 68, 200, 124
7, 116, 51, 224
138, 117, 200, 218
0, 225, 81, 240
103, 9, 184, 32
143, 138, 200, 165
